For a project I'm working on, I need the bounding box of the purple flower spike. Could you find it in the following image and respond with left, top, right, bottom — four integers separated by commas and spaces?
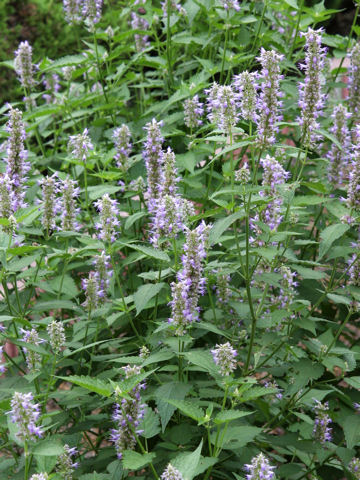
256, 48, 284, 148
94, 194, 120, 243
40, 174, 59, 233
211, 342, 237, 376
56, 444, 79, 479
63, 0, 83, 24
349, 457, 360, 479
14, 41, 34, 89
143, 119, 164, 212
298, 28, 327, 146
233, 71, 258, 122
130, 13, 150, 52
93, 250, 113, 295
60, 177, 81, 231
161, 464, 184, 480
82, 0, 103, 28
327, 105, 351, 185
168, 221, 211, 335
20, 327, 44, 372
206, 83, 240, 134
5, 107, 29, 211
10, 391, 43, 442
113, 124, 132, 171
30, 474, 49, 480
244, 453, 276, 480
111, 365, 147, 459
184, 95, 204, 129
348, 42, 360, 124
69, 128, 93, 163
220, 0, 240, 12
313, 399, 332, 444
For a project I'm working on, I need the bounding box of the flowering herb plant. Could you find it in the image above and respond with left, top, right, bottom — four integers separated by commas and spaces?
0, 0, 360, 479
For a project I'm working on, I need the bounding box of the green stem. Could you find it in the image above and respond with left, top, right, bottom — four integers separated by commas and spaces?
166, 0, 174, 88
324, 308, 352, 356
220, 13, 229, 84
24, 441, 29, 480
288, 0, 304, 59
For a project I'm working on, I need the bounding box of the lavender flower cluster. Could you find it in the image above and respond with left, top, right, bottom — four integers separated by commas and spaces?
113, 124, 132, 171
110, 365, 146, 458
94, 194, 120, 243
20, 327, 44, 372
14, 41, 34, 90
251, 155, 289, 237
298, 28, 327, 146
169, 221, 210, 335
82, 251, 113, 310
63, 0, 103, 28
211, 342, 237, 376
244, 453, 276, 480
313, 399, 332, 444
161, 464, 184, 480
348, 42, 360, 124
327, 104, 351, 185
130, 12, 150, 52
56, 444, 79, 479
10, 392, 43, 442
5, 107, 29, 211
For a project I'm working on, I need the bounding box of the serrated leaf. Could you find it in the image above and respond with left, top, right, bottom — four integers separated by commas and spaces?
166, 399, 204, 421
239, 386, 278, 403
211, 426, 261, 449
57, 375, 112, 397
42, 54, 87, 71
172, 441, 203, 480
155, 382, 192, 431
134, 282, 165, 315
343, 415, 360, 448
318, 223, 349, 260
126, 244, 170, 262
209, 211, 243, 245
33, 439, 64, 456
87, 185, 122, 200
214, 410, 253, 424
125, 211, 147, 230
183, 350, 219, 377
327, 293, 351, 305
139, 407, 161, 438
122, 451, 156, 470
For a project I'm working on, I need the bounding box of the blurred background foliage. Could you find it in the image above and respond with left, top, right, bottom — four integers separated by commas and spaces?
0, 0, 357, 103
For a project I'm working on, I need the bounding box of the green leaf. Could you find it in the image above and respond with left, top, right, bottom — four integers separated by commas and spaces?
32, 300, 76, 312
327, 293, 351, 305
122, 451, 156, 470
318, 223, 350, 260
166, 399, 204, 422
57, 375, 112, 397
183, 350, 220, 377
211, 426, 261, 449
42, 54, 87, 71
125, 211, 147, 230
134, 282, 165, 315
125, 244, 170, 262
343, 415, 360, 448
214, 410, 253, 424
209, 211, 244, 245
87, 185, 122, 200
155, 382, 192, 431
346, 377, 360, 389
172, 441, 203, 480
139, 407, 161, 438
33, 439, 64, 456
